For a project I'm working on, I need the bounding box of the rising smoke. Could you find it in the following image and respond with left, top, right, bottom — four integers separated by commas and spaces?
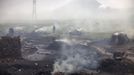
53, 38, 102, 74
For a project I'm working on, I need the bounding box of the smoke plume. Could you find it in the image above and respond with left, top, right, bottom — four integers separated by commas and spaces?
53, 38, 102, 74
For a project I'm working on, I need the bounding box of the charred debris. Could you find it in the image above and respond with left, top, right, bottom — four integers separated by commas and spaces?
0, 28, 21, 61
0, 28, 134, 75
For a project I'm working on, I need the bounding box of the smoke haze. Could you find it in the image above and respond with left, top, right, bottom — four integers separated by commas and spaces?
0, 0, 133, 35
53, 38, 101, 73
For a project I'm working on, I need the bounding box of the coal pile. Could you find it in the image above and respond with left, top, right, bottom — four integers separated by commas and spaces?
0, 36, 21, 59
0, 28, 21, 61
98, 58, 134, 75
110, 32, 129, 45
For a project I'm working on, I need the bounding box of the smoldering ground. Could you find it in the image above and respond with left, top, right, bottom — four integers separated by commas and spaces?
52, 38, 103, 74
0, 0, 133, 75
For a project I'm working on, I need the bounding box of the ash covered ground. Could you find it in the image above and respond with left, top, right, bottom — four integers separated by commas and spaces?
0, 25, 134, 75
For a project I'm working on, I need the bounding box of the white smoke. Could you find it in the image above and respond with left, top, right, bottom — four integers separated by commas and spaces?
53, 38, 102, 74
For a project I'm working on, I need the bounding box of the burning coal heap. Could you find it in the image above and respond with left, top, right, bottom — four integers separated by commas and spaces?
52, 38, 102, 74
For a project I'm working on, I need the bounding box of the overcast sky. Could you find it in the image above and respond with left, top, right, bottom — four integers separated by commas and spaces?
0, 0, 133, 22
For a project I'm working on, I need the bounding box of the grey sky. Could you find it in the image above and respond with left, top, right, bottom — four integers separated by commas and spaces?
0, 0, 133, 22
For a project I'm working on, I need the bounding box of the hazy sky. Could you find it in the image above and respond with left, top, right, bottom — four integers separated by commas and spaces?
0, 0, 133, 22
